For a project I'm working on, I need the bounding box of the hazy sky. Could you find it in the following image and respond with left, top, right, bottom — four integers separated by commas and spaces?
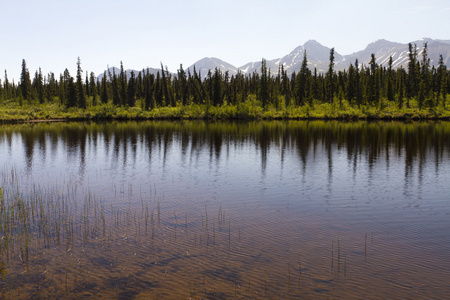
1, 0, 449, 81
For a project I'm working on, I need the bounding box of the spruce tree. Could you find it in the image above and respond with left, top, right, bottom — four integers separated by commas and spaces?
190, 66, 203, 104
420, 42, 432, 108
127, 70, 136, 107
66, 76, 78, 108
229, 74, 237, 106
60, 70, 69, 105
368, 53, 378, 105
259, 58, 270, 110
354, 59, 362, 108
177, 64, 188, 106
397, 67, 405, 108
59, 73, 66, 104
97, 78, 101, 96
155, 72, 163, 107
89, 72, 98, 105
46, 72, 57, 101
136, 71, 144, 99
31, 70, 39, 100
326, 48, 335, 103
37, 67, 44, 103
4, 70, 10, 100
346, 64, 355, 104
112, 69, 121, 106
442, 72, 448, 109
85, 71, 90, 97
206, 70, 213, 105
161, 63, 174, 106
438, 55, 447, 108
76, 57, 86, 108
20, 59, 32, 101
418, 79, 425, 109
166, 66, 176, 106
145, 71, 155, 110
312, 68, 320, 102
120, 61, 127, 106
387, 56, 395, 101
280, 65, 290, 108
224, 71, 232, 105
406, 43, 418, 108
295, 51, 310, 106
213, 68, 223, 106
101, 71, 109, 104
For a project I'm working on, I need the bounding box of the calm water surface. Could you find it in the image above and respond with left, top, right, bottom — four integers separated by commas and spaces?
0, 120, 449, 299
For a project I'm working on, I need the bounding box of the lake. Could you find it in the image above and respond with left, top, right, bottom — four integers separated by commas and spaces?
1, 120, 449, 299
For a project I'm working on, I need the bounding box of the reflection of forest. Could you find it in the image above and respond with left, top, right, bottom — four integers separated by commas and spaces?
1, 121, 449, 180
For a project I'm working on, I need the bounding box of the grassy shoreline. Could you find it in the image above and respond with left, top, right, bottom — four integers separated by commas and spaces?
1, 98, 450, 124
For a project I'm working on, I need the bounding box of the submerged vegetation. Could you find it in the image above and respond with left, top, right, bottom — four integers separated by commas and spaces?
1, 42, 450, 122
0, 168, 325, 298
0, 170, 233, 298
1, 121, 450, 298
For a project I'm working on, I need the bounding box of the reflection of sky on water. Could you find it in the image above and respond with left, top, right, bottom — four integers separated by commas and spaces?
1, 120, 450, 298
1, 121, 450, 253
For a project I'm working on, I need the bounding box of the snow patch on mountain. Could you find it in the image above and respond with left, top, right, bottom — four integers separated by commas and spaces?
186, 57, 239, 79
99, 38, 450, 81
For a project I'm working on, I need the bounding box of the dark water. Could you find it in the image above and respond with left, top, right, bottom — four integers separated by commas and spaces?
0, 120, 449, 299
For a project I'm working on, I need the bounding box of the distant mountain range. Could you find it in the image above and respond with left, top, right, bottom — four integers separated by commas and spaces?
99, 38, 450, 80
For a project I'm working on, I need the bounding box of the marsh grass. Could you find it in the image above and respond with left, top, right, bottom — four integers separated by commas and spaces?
0, 169, 255, 298
1, 97, 450, 123
0, 167, 379, 299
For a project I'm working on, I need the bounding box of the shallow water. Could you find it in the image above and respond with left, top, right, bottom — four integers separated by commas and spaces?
0, 120, 449, 299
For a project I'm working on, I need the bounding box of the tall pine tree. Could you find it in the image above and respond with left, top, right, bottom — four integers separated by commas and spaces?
37, 67, 44, 103
386, 56, 395, 101
119, 61, 127, 106
66, 76, 78, 108
127, 70, 136, 107
76, 57, 86, 108
259, 59, 270, 110
326, 48, 335, 103
101, 71, 109, 104
406, 43, 418, 108
20, 59, 32, 101
89, 72, 98, 105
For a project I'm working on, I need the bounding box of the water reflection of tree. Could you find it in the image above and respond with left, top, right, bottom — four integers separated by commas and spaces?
22, 126, 35, 171
2, 121, 449, 184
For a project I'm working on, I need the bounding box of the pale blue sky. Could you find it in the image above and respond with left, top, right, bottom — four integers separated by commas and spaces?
1, 0, 449, 81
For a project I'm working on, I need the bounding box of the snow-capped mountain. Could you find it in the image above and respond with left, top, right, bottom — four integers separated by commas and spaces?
276, 39, 343, 73
185, 57, 239, 78
239, 59, 279, 76
339, 39, 406, 69
232, 38, 450, 76
340, 38, 450, 70
99, 38, 450, 81
237, 40, 343, 75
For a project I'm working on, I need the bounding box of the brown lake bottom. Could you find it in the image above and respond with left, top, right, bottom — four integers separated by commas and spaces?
1, 120, 450, 299
1, 183, 449, 299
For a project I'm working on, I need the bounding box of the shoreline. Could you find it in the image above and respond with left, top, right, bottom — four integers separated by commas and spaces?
2, 114, 450, 125
1, 101, 450, 124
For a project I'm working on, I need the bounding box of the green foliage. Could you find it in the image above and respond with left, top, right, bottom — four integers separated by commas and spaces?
258, 59, 270, 111
2, 50, 450, 123
20, 59, 32, 101
0, 95, 449, 124
76, 57, 86, 109
66, 77, 78, 108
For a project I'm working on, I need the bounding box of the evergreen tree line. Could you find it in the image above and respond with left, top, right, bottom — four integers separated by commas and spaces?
1, 42, 449, 111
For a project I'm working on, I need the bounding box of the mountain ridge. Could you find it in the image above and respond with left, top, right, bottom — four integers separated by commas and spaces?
98, 38, 450, 80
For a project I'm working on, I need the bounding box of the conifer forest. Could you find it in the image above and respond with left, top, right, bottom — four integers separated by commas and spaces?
1, 42, 449, 122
